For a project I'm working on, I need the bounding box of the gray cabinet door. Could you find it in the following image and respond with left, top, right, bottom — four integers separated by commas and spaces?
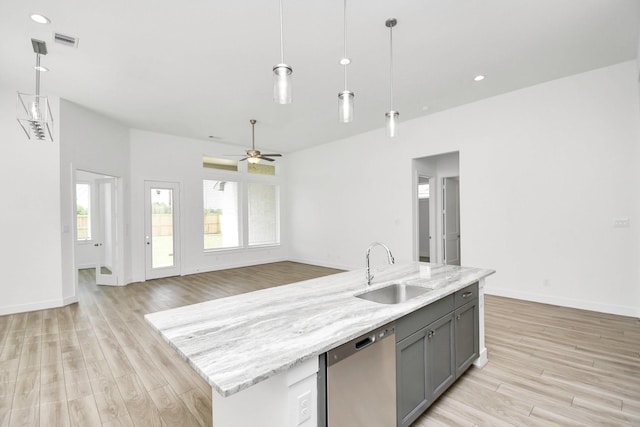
455, 299, 479, 376
426, 313, 455, 401
396, 329, 428, 427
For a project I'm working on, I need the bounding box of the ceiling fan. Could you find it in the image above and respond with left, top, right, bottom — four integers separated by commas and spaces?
239, 119, 282, 163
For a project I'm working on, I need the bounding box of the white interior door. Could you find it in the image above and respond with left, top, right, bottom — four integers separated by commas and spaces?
442, 177, 461, 266
145, 181, 181, 280
96, 178, 118, 285
417, 175, 434, 262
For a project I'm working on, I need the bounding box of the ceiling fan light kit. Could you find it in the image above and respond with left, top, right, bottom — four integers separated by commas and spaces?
17, 38, 54, 141
239, 119, 283, 163
385, 18, 399, 138
273, 0, 292, 104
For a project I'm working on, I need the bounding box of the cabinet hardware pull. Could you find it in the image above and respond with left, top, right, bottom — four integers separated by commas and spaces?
427, 330, 436, 338
456, 315, 461, 320
462, 291, 473, 298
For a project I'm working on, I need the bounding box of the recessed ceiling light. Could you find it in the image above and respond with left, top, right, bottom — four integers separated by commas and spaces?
34, 66, 49, 72
421, 106, 429, 112
339, 58, 351, 65
473, 75, 486, 82
30, 14, 51, 24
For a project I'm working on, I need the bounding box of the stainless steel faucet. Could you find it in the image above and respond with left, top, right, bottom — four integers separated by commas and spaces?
366, 242, 395, 286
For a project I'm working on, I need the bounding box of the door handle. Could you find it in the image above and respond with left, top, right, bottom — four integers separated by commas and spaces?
94, 243, 103, 247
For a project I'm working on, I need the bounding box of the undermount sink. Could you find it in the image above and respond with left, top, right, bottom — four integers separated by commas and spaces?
355, 283, 430, 305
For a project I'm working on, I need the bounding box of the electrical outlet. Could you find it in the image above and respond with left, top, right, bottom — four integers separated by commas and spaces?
297, 390, 311, 424
613, 218, 630, 228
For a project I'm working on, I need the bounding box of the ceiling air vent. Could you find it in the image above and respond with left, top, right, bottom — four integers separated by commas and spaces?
53, 32, 79, 48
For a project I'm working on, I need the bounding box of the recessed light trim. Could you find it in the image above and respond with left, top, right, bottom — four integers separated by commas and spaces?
474, 75, 486, 82
30, 14, 51, 24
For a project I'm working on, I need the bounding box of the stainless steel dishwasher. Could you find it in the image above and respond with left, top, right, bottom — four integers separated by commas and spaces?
326, 322, 396, 427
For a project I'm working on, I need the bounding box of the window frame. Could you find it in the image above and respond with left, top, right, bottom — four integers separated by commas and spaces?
202, 156, 282, 253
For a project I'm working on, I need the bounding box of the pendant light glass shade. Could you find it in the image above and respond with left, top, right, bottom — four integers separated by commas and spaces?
385, 18, 398, 138
338, 90, 354, 123
17, 39, 53, 141
273, 64, 292, 104
273, 0, 292, 104
385, 111, 399, 138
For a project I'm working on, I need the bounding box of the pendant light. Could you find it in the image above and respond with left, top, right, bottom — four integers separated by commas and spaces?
273, 0, 292, 104
338, 0, 354, 123
385, 18, 399, 138
17, 38, 53, 141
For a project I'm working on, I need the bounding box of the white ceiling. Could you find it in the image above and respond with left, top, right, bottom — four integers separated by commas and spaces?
1, 0, 638, 153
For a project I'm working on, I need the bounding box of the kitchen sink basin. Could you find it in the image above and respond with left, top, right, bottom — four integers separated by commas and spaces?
355, 283, 430, 305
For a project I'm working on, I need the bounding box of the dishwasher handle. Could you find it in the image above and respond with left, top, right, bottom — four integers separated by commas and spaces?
327, 322, 395, 366
355, 335, 375, 350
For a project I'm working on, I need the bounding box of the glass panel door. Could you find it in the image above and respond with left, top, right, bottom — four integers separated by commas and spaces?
145, 181, 181, 279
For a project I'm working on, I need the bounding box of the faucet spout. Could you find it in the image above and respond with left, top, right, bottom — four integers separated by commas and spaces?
365, 242, 395, 286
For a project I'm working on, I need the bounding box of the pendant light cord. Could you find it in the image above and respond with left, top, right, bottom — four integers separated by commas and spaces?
279, 0, 285, 64
389, 24, 394, 111
343, 0, 348, 90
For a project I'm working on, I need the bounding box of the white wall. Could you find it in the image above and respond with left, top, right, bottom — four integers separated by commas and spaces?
0, 86, 63, 315
59, 100, 131, 296
129, 130, 288, 282
287, 61, 640, 317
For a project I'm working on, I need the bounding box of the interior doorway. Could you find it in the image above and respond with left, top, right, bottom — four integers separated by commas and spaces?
74, 170, 120, 285
413, 152, 460, 265
145, 181, 181, 279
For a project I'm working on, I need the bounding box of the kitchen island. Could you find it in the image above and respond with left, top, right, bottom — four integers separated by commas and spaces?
145, 262, 494, 426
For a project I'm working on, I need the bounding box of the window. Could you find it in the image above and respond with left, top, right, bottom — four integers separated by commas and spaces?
248, 183, 279, 246
76, 183, 92, 240
248, 162, 276, 176
203, 180, 239, 250
418, 183, 430, 199
203, 156, 238, 172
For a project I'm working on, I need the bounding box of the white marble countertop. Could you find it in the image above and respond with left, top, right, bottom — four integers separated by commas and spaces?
144, 262, 495, 397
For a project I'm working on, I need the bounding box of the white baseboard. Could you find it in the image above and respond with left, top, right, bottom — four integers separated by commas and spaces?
181, 257, 287, 276
474, 348, 488, 368
0, 297, 77, 316
287, 257, 355, 272
63, 295, 78, 305
485, 287, 640, 318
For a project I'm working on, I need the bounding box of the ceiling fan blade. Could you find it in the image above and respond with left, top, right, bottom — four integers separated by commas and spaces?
258, 156, 275, 162
259, 154, 282, 157
238, 157, 249, 162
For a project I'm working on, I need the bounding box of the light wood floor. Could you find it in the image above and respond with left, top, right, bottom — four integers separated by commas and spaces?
1, 262, 639, 426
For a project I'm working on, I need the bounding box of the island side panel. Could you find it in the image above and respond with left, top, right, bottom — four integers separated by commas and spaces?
212, 357, 319, 427
473, 277, 488, 368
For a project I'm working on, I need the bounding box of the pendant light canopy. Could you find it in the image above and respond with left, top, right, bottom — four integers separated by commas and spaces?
338, 0, 354, 123
385, 18, 399, 138
17, 39, 53, 141
273, 0, 292, 104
